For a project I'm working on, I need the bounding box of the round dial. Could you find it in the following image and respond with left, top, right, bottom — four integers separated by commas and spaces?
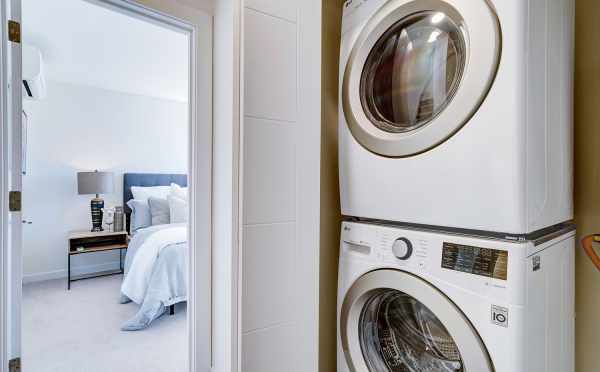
392, 238, 413, 260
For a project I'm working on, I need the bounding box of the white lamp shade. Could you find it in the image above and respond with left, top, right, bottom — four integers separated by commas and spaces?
77, 171, 114, 195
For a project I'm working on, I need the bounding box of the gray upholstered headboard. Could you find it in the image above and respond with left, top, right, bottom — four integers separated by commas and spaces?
123, 173, 187, 233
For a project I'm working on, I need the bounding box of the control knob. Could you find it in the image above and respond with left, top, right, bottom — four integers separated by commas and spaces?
392, 238, 413, 260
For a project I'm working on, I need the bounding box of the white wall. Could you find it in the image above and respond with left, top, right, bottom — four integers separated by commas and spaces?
241, 0, 321, 371
22, 81, 188, 282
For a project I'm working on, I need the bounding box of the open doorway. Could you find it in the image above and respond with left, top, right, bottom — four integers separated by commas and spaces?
22, 0, 191, 369
1, 0, 215, 371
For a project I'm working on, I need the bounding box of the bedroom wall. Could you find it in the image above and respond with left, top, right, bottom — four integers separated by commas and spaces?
22, 81, 188, 282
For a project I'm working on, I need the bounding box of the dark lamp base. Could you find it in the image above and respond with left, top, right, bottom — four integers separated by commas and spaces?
91, 197, 104, 232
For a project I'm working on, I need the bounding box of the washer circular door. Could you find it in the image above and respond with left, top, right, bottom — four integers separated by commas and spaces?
343, 0, 501, 157
340, 270, 493, 372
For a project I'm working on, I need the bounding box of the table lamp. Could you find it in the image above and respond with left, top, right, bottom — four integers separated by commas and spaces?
77, 170, 114, 232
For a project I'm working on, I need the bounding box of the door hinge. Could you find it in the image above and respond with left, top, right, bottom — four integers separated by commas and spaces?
8, 20, 20, 43
9, 191, 21, 212
9, 357, 21, 372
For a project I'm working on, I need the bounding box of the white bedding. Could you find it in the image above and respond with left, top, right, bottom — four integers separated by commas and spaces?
121, 224, 186, 303
120, 223, 188, 330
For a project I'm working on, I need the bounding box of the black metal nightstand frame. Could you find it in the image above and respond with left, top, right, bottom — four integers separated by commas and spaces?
67, 231, 128, 290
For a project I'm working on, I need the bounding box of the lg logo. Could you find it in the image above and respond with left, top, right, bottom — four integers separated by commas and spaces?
491, 305, 508, 328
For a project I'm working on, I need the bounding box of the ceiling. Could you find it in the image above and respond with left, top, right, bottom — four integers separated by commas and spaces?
23, 0, 189, 102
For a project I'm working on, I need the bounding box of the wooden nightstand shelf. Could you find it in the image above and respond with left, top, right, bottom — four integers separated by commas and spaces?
68, 230, 128, 290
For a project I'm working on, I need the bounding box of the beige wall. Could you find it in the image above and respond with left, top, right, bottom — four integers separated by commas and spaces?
320, 1, 343, 371
574, 1, 600, 371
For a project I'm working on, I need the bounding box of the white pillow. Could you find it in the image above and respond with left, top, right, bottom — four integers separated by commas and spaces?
168, 195, 188, 223
170, 183, 188, 201
126, 199, 152, 232
131, 185, 171, 201
148, 197, 171, 225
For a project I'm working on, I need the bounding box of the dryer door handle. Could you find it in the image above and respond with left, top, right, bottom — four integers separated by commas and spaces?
581, 234, 600, 272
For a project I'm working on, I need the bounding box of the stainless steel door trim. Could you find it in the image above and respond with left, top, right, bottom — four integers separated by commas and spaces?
342, 0, 501, 157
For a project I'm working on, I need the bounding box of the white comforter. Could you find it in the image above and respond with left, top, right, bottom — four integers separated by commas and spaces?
120, 223, 188, 330
121, 225, 186, 303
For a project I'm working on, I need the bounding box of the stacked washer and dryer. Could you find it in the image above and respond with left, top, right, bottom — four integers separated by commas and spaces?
337, 0, 575, 371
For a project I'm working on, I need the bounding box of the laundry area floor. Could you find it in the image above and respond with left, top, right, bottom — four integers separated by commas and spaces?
22, 275, 187, 372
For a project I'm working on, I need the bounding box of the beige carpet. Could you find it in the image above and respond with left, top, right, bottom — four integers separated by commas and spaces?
22, 275, 187, 372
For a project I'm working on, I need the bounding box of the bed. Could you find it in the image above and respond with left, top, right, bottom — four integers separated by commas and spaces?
119, 173, 188, 331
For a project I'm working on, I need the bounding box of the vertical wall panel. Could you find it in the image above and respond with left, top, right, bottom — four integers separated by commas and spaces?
245, 0, 297, 22
244, 9, 298, 122
242, 223, 295, 332
242, 325, 295, 372
243, 117, 296, 225
241, 0, 320, 371
241, 4, 300, 372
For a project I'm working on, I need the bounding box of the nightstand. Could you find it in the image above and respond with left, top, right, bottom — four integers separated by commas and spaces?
67, 230, 128, 290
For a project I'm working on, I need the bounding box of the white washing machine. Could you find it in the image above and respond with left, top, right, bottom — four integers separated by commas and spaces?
339, 0, 574, 234
338, 221, 575, 372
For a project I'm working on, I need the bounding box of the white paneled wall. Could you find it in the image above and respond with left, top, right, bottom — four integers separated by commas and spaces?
241, 0, 321, 370
243, 117, 296, 224
242, 223, 295, 331
244, 9, 298, 122
245, 0, 297, 22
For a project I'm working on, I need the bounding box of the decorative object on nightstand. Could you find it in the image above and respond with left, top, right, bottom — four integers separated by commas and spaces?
67, 230, 128, 290
77, 170, 114, 232
104, 207, 115, 232
113, 206, 124, 232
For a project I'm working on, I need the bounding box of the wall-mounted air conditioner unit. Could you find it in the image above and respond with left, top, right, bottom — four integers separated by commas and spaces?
23, 44, 46, 100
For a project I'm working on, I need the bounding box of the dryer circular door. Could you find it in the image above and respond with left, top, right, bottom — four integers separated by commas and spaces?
342, 0, 500, 157
340, 270, 493, 372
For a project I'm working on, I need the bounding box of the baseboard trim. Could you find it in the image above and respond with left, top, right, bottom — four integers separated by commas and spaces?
23, 261, 122, 284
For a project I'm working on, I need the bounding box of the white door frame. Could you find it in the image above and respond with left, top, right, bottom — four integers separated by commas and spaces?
0, 0, 236, 371
1, 0, 22, 368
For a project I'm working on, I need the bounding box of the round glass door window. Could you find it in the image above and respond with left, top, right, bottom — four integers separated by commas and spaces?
359, 289, 464, 371
360, 11, 466, 133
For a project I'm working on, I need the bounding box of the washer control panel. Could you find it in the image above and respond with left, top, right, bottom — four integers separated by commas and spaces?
377, 229, 429, 269
441, 242, 508, 280
341, 222, 516, 299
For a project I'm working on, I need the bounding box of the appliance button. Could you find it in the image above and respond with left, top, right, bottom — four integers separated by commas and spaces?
392, 238, 413, 260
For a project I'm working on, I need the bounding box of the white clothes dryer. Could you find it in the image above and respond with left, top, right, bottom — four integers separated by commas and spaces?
339, 0, 574, 234
337, 221, 575, 372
